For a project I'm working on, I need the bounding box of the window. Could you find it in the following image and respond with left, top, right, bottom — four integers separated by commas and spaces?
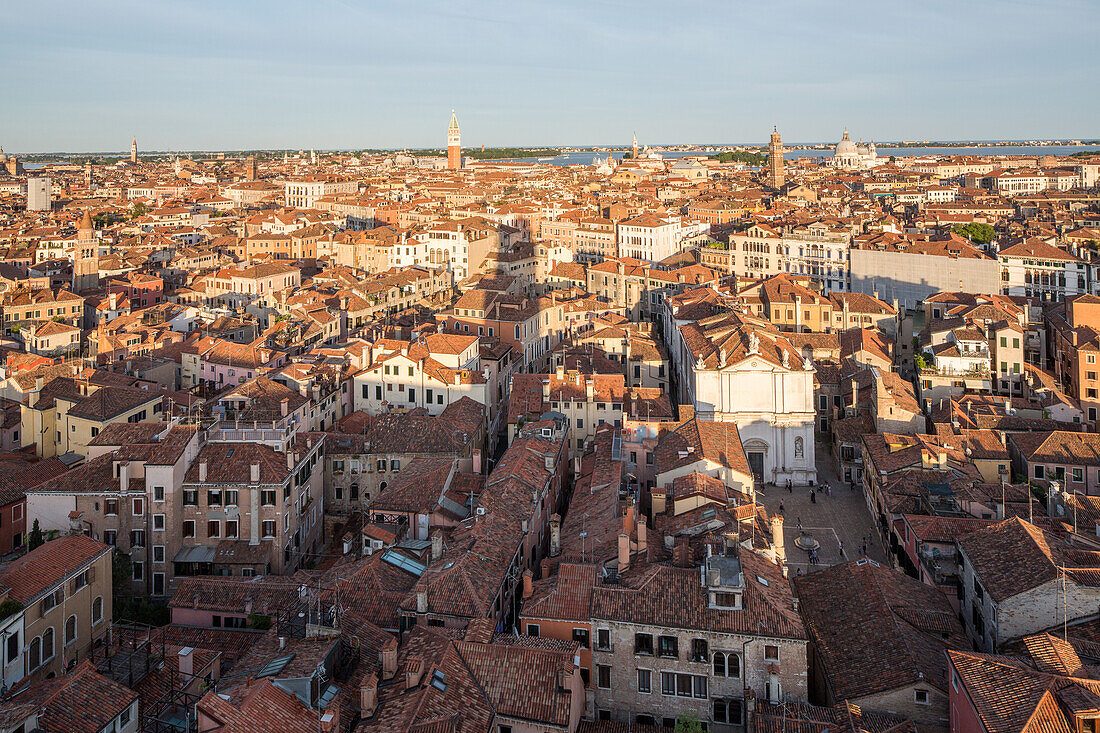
661, 671, 675, 695
262, 520, 276, 538
65, 615, 77, 646
261, 489, 276, 505
92, 596, 103, 624
1034, 464, 1046, 479
183, 490, 198, 506
153, 514, 165, 531
132, 497, 144, 516
105, 499, 118, 516
1073, 468, 1084, 483
42, 627, 54, 662
226, 519, 239, 538
207, 489, 222, 506
713, 699, 744, 726
691, 638, 708, 662
713, 651, 741, 677
526, 623, 540, 637
596, 628, 611, 651
376, 459, 387, 472
764, 644, 779, 662
5, 629, 17, 665
28, 635, 40, 671
130, 530, 145, 547
572, 628, 590, 648
637, 668, 651, 693
208, 520, 220, 538
71, 570, 89, 592
226, 490, 239, 506
153, 486, 164, 502
104, 530, 116, 546
183, 520, 195, 538
657, 635, 678, 658
133, 561, 144, 581
153, 545, 165, 563
120, 702, 133, 727
391, 459, 400, 472
635, 632, 654, 655
597, 664, 611, 689
915, 689, 930, 705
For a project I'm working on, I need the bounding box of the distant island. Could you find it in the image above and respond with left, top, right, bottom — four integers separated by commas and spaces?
708, 150, 768, 165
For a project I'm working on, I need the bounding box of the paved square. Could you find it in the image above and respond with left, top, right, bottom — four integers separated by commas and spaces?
755, 443, 887, 576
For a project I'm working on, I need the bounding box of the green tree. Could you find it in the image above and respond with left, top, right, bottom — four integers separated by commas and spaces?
951, 222, 996, 245
128, 202, 152, 219
674, 715, 705, 733
27, 519, 44, 550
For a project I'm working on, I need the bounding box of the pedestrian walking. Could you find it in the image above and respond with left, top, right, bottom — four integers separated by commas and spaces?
796, 567, 803, 576
838, 539, 844, 559
797, 517, 803, 531
779, 501, 785, 515
810, 490, 816, 504
786, 479, 793, 494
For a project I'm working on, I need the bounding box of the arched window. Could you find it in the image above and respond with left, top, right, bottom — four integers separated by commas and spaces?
42, 627, 54, 662
65, 616, 77, 646
379, 481, 387, 492
92, 596, 103, 625
28, 636, 41, 671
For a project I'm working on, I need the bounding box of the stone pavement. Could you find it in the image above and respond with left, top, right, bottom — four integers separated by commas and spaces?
755, 443, 888, 577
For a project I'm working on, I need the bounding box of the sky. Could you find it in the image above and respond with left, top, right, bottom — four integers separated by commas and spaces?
3, 0, 1097, 152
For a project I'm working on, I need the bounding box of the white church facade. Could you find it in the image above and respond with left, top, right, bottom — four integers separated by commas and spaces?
666, 305, 818, 487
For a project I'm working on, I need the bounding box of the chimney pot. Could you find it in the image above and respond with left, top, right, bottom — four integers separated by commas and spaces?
618, 532, 630, 572
522, 569, 533, 599
198, 460, 208, 482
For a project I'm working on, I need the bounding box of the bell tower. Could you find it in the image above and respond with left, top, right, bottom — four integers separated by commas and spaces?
74, 209, 100, 292
447, 111, 462, 170
130, 137, 137, 163
767, 126, 785, 189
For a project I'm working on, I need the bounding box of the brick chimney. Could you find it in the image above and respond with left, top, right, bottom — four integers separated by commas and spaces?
178, 646, 194, 679
359, 671, 378, 718
522, 569, 533, 599
618, 533, 630, 572
673, 535, 692, 568
198, 460, 207, 481
381, 639, 398, 680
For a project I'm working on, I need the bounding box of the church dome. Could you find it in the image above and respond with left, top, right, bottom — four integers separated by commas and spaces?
835, 130, 857, 157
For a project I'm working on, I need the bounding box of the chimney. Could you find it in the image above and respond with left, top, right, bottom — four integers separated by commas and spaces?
541, 379, 550, 400
416, 589, 428, 614
549, 513, 561, 557
431, 532, 443, 562
280, 397, 289, 417
522, 569, 533, 599
381, 640, 398, 680
119, 461, 129, 493
359, 672, 378, 718
637, 516, 647, 555
937, 452, 947, 469
771, 514, 786, 565
585, 379, 594, 401
623, 505, 635, 535
278, 636, 287, 650
287, 451, 295, 470
199, 460, 207, 481
673, 535, 692, 568
618, 533, 630, 572
35, 376, 44, 392
177, 647, 195, 679
250, 463, 260, 483
556, 363, 564, 380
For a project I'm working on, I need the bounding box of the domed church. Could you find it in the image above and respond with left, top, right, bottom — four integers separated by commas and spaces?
830, 129, 880, 169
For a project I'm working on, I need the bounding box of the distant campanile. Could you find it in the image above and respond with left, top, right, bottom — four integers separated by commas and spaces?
767, 126, 785, 189
447, 110, 461, 170
131, 137, 137, 163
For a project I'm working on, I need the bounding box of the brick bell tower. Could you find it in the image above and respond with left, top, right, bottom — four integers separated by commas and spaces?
767, 126, 785, 189
447, 110, 462, 170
